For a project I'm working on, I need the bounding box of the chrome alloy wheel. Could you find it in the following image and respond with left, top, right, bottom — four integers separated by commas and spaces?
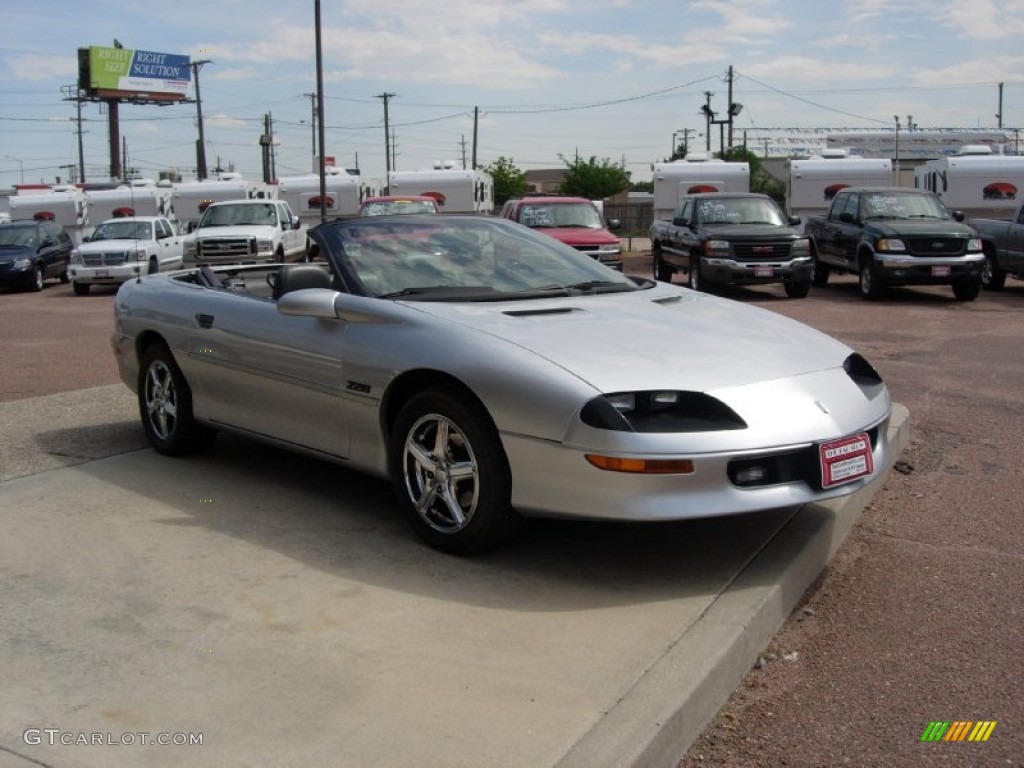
402, 413, 480, 534
144, 359, 179, 441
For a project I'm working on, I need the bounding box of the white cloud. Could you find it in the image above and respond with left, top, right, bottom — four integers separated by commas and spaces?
940, 0, 1024, 39
5, 53, 77, 81
741, 55, 894, 82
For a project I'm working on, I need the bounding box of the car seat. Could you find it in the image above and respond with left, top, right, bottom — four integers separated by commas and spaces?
271, 263, 332, 300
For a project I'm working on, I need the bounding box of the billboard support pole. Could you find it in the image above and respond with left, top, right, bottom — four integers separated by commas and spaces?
107, 100, 122, 181
191, 59, 212, 180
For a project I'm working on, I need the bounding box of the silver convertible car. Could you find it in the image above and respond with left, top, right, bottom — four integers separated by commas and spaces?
112, 215, 893, 554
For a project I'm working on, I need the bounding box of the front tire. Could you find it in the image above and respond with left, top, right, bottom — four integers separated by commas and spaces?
981, 251, 1006, 291
72, 281, 90, 296
811, 253, 829, 287
390, 389, 518, 554
59, 267, 70, 284
952, 278, 981, 302
784, 278, 811, 298
687, 255, 705, 292
859, 257, 884, 300
138, 343, 216, 455
148, 257, 159, 275
31, 266, 44, 292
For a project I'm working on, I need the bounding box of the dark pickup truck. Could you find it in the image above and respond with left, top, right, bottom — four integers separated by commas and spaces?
805, 187, 984, 301
969, 201, 1024, 290
649, 192, 812, 297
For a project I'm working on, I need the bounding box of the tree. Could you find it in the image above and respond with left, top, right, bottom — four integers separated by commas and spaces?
717, 146, 784, 203
483, 156, 528, 207
557, 154, 631, 200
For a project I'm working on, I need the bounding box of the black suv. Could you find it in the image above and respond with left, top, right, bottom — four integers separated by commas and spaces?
0, 218, 73, 291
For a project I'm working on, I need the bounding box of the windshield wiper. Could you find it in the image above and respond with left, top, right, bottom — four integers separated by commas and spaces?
376, 285, 497, 300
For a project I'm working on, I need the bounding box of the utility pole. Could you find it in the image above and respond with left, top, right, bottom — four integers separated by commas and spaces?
727, 65, 735, 149
314, 0, 327, 223
996, 81, 1004, 129
472, 106, 479, 170
702, 91, 713, 151
460, 135, 468, 169
191, 59, 213, 179
304, 91, 317, 164
377, 92, 396, 178
893, 115, 901, 182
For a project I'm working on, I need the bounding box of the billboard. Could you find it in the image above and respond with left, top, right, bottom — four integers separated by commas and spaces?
79, 46, 191, 102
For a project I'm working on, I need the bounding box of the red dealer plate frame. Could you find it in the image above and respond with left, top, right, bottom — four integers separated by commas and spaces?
819, 432, 873, 489
931, 265, 951, 277
754, 265, 775, 277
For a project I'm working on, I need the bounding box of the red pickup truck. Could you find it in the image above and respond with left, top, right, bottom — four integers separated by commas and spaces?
499, 196, 622, 270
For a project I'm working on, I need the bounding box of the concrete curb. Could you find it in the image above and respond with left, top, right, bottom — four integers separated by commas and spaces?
557, 403, 910, 768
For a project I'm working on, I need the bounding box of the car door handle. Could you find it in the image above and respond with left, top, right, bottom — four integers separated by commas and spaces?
196, 313, 214, 329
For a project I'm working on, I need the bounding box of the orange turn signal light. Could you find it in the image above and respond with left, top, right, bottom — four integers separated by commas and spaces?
584, 455, 695, 474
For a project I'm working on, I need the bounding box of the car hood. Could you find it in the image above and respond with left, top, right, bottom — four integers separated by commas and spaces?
864, 219, 975, 238
407, 285, 853, 393
78, 238, 151, 252
193, 225, 276, 238
0, 245, 36, 260
532, 227, 618, 245
700, 223, 801, 239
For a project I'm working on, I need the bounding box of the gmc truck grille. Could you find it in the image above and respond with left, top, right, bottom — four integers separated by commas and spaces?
196, 237, 256, 262
83, 253, 129, 266
732, 241, 793, 261
906, 237, 966, 257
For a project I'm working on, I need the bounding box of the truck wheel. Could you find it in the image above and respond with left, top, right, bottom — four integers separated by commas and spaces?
653, 245, 673, 282
811, 253, 829, 287
138, 343, 217, 456
148, 257, 159, 275
784, 278, 811, 299
687, 257, 708, 292
858, 258, 884, 300
30, 266, 45, 292
952, 279, 981, 302
72, 281, 90, 296
981, 252, 1006, 291
59, 266, 70, 284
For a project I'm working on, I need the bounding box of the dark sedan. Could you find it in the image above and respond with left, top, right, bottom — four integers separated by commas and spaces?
0, 219, 73, 291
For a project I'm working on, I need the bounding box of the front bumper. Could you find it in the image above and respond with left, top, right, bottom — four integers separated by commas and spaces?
874, 253, 984, 285
701, 256, 813, 285
71, 262, 148, 285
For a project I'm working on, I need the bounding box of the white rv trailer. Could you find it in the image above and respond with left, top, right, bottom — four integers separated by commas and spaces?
8, 185, 90, 245
387, 163, 494, 214
787, 150, 893, 229
914, 145, 1024, 220
276, 169, 364, 225
651, 154, 750, 221
85, 179, 176, 231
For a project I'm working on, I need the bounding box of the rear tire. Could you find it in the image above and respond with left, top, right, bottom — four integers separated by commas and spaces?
72, 281, 90, 296
138, 343, 217, 456
653, 244, 673, 282
981, 252, 1006, 291
59, 267, 70, 284
390, 389, 519, 555
31, 266, 44, 292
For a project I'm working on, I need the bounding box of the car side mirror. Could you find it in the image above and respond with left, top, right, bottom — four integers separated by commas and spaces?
606, 218, 621, 230
788, 215, 801, 226
952, 210, 965, 222
187, 221, 197, 233
839, 211, 855, 224
672, 216, 685, 226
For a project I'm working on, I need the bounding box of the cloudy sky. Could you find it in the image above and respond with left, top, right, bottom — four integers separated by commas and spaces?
1, 0, 1021, 187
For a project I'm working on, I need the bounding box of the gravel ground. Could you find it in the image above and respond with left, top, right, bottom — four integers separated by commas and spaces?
4, 260, 1022, 767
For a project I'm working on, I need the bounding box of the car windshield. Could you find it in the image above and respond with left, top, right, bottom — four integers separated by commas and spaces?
360, 200, 438, 216
0, 225, 37, 247
861, 192, 951, 220
91, 221, 154, 241
200, 204, 278, 227
695, 198, 788, 226
315, 215, 638, 301
517, 202, 604, 229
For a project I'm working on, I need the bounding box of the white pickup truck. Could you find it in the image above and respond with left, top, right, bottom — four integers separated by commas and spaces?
69, 215, 184, 296
183, 199, 307, 264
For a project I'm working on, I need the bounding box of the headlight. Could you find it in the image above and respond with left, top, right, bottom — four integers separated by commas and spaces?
134, 250, 149, 261
13, 258, 32, 269
704, 239, 731, 256
967, 237, 982, 252
580, 391, 747, 433
71, 251, 82, 265
257, 238, 274, 253
790, 238, 810, 256
184, 241, 197, 258
596, 244, 622, 255
876, 238, 906, 252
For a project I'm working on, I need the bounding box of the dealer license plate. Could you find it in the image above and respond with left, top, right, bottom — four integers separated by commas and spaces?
754, 265, 774, 277
819, 432, 873, 489
95, 270, 110, 278
931, 265, 951, 277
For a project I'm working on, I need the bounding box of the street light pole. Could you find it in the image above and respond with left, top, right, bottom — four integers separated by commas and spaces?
893, 115, 901, 183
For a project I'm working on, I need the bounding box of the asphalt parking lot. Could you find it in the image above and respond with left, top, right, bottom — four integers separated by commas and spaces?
1, 265, 1020, 767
